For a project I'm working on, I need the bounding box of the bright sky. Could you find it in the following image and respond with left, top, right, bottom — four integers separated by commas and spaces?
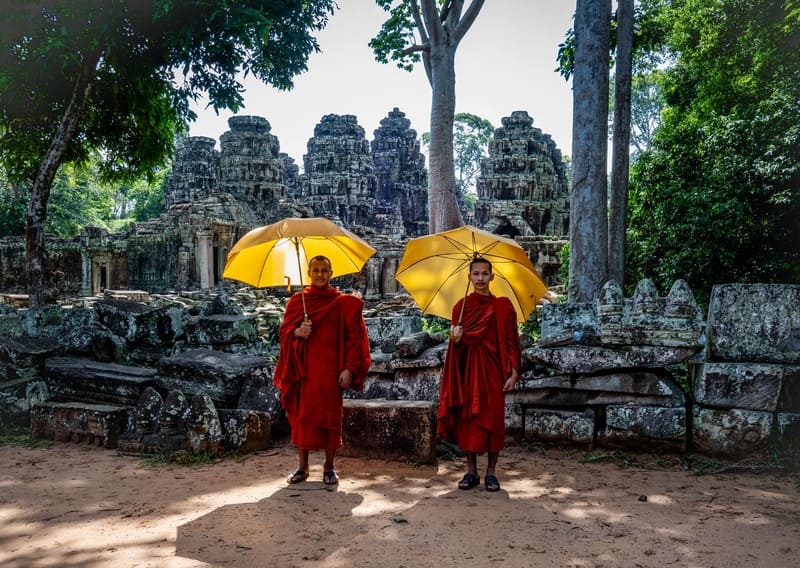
188, 1, 576, 171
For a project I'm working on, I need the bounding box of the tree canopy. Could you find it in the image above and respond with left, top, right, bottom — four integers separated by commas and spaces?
626, 0, 800, 304
0, 0, 335, 303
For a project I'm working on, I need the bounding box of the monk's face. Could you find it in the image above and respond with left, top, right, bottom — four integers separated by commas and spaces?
468, 261, 494, 294
307, 258, 333, 289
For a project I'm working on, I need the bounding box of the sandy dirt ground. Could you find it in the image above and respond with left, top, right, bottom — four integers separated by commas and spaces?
1, 440, 798, 568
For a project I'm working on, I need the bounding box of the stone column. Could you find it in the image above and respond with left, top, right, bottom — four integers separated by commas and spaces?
79, 250, 92, 296
196, 231, 213, 290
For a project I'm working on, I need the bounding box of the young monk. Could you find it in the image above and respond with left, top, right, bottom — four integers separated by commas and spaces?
273, 255, 371, 485
437, 256, 522, 492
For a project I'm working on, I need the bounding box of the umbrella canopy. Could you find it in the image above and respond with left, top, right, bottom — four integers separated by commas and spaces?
222, 217, 376, 289
395, 225, 548, 323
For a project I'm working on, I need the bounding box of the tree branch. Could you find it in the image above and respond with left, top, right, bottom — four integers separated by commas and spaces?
452, 0, 485, 45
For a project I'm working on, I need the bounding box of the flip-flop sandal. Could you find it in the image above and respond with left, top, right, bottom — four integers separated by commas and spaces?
484, 474, 500, 492
457, 473, 480, 490
323, 470, 339, 485
287, 469, 309, 484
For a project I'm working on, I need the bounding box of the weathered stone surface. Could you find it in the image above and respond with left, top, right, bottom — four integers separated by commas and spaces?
692, 406, 773, 459
0, 311, 23, 339
161, 390, 190, 435
691, 361, 785, 412
0, 335, 63, 367
43, 357, 157, 406
236, 362, 280, 415
340, 399, 437, 464
600, 405, 686, 451
364, 314, 423, 352
156, 349, 271, 407
395, 331, 445, 359
370, 107, 429, 238
538, 302, 600, 347
218, 408, 270, 454
187, 393, 222, 455
31, 401, 133, 448
707, 284, 800, 363
521, 408, 595, 445
357, 369, 441, 402
0, 379, 48, 429
525, 344, 700, 374
185, 314, 258, 346
510, 370, 685, 408
94, 298, 187, 346
474, 111, 569, 237
134, 387, 163, 435
778, 365, 800, 412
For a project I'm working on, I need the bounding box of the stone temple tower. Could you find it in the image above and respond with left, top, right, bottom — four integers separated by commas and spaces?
218, 115, 287, 222
474, 111, 569, 237
294, 114, 378, 228
165, 136, 219, 209
371, 107, 429, 237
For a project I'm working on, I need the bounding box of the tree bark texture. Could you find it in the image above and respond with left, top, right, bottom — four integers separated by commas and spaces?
608, 0, 634, 288
26, 52, 99, 306
568, 0, 611, 303
419, 0, 484, 234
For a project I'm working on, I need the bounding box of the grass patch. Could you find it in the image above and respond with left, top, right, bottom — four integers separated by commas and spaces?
140, 450, 215, 467
0, 430, 52, 449
579, 450, 639, 467
683, 454, 722, 474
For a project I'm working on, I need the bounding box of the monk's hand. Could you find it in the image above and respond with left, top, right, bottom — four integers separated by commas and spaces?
338, 369, 353, 389
450, 325, 463, 343
503, 368, 519, 392
294, 320, 312, 339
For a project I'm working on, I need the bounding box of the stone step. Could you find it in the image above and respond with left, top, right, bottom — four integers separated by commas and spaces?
31, 401, 133, 448
340, 398, 437, 464
43, 357, 157, 406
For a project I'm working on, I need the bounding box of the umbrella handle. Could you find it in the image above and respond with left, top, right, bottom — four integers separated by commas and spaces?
457, 279, 470, 326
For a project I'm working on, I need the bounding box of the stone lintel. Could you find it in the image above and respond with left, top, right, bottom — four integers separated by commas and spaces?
525, 345, 700, 374
31, 401, 133, 448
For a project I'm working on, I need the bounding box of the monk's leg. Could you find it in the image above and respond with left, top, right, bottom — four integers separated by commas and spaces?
486, 451, 499, 477
466, 451, 478, 475
297, 448, 310, 471
324, 447, 336, 472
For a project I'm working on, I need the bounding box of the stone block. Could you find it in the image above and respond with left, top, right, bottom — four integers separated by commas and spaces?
510, 370, 685, 408
692, 406, 773, 459
538, 302, 600, 347
707, 284, 800, 364
778, 365, 800, 412
600, 405, 686, 451
364, 315, 423, 352
340, 399, 437, 464
691, 361, 784, 412
31, 401, 133, 448
186, 314, 257, 346
44, 357, 157, 405
526, 344, 700, 374
0, 379, 48, 429
156, 348, 271, 407
0, 335, 64, 367
218, 408, 270, 454
522, 408, 595, 446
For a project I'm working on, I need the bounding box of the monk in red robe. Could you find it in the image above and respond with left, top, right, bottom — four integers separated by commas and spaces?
438, 257, 521, 492
273, 255, 371, 485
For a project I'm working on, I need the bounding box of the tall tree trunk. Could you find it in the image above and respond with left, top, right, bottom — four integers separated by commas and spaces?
568, 0, 611, 303
608, 0, 634, 288
428, 44, 463, 233
26, 52, 98, 306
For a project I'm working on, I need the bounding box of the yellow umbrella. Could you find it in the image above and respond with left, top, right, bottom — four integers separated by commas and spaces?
222, 217, 376, 311
395, 225, 547, 323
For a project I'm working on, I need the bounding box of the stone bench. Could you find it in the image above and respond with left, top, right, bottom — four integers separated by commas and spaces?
31, 401, 133, 448
340, 399, 437, 464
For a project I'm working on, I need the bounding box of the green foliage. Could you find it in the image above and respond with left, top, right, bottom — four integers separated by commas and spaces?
0, 0, 334, 195
625, 0, 800, 305
422, 315, 450, 336
369, 1, 421, 72
558, 242, 570, 287
141, 450, 215, 467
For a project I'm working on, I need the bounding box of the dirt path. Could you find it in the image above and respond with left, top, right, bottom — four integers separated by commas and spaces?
1, 442, 798, 567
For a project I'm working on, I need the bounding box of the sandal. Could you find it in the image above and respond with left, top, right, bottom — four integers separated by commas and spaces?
485, 474, 500, 492
286, 469, 309, 484
457, 473, 480, 490
323, 470, 339, 485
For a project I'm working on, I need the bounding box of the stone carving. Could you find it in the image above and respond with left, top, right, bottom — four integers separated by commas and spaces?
474, 111, 569, 237
371, 108, 429, 237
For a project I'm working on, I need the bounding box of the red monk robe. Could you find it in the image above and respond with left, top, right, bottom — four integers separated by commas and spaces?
273, 285, 371, 451
438, 292, 521, 453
